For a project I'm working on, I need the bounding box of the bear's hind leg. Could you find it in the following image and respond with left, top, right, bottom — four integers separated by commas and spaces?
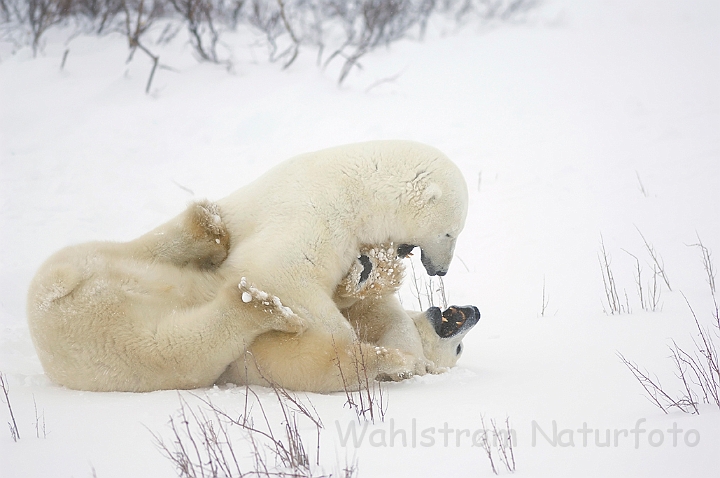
131, 200, 231, 269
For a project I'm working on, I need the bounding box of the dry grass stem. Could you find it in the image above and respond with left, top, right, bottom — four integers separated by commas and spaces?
333, 336, 387, 424
478, 415, 498, 475
151, 382, 331, 478
0, 372, 20, 442
636, 226, 672, 291
618, 245, 720, 415
599, 234, 626, 314
491, 417, 516, 473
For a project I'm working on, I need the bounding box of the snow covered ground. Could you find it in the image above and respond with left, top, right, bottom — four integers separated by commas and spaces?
1, 0, 719, 476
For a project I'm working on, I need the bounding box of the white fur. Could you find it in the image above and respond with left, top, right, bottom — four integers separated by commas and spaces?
27, 140, 468, 392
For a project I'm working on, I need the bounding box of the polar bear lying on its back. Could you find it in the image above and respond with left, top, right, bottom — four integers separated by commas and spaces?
27, 141, 469, 392
220, 244, 480, 390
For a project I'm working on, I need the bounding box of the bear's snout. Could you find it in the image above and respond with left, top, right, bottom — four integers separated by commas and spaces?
426, 305, 480, 338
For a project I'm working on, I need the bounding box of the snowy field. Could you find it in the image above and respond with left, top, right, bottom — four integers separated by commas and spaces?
1, 0, 719, 476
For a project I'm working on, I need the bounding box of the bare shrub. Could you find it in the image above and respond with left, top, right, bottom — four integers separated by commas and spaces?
33, 394, 47, 438
636, 226, 672, 291
619, 239, 720, 414
431, 0, 538, 27
622, 248, 662, 312
4, 0, 69, 55
168, 0, 222, 63
322, 0, 437, 83
76, 0, 126, 33
3, 0, 538, 86
688, 234, 718, 328
598, 234, 628, 315
333, 337, 388, 424
478, 414, 517, 475
275, 0, 300, 67
151, 386, 330, 478
1, 0, 11, 22
492, 417, 516, 473
0, 372, 20, 442
617, 352, 698, 414
675, 293, 719, 408
478, 415, 498, 475
600, 231, 671, 314
121, 0, 163, 93
242, 0, 305, 68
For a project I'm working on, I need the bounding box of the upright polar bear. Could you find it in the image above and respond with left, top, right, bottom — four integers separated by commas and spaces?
27, 140, 469, 392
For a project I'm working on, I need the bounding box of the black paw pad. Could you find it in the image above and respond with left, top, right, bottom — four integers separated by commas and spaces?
358, 254, 372, 284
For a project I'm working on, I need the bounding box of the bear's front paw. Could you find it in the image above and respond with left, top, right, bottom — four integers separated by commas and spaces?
425, 361, 449, 375
273, 312, 306, 335
413, 358, 434, 376
377, 370, 414, 382
374, 346, 415, 382
238, 278, 307, 334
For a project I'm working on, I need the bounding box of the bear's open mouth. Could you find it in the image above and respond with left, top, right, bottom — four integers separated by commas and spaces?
427, 306, 481, 338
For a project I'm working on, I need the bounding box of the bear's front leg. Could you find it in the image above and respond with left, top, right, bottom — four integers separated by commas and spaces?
139, 277, 306, 391
343, 294, 431, 376
219, 326, 418, 392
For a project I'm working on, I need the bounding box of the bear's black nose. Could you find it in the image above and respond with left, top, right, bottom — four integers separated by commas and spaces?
396, 244, 415, 258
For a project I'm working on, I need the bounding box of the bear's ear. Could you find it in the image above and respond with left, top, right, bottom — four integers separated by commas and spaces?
422, 182, 443, 204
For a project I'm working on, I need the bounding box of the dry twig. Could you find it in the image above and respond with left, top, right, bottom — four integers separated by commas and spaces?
0, 372, 20, 442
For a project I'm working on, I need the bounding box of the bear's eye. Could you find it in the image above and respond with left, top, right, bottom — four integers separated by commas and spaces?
445, 233, 452, 238
456, 343, 463, 355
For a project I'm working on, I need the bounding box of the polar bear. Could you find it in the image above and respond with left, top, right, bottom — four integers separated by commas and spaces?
27, 140, 468, 392
209, 140, 468, 392
220, 243, 480, 391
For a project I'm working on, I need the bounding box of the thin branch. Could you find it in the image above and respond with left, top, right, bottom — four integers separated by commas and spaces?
0, 373, 20, 441
636, 226, 671, 291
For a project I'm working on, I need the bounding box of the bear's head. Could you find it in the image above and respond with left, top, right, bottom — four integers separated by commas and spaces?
337, 244, 480, 371
394, 151, 468, 277
344, 141, 467, 277
412, 305, 480, 369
